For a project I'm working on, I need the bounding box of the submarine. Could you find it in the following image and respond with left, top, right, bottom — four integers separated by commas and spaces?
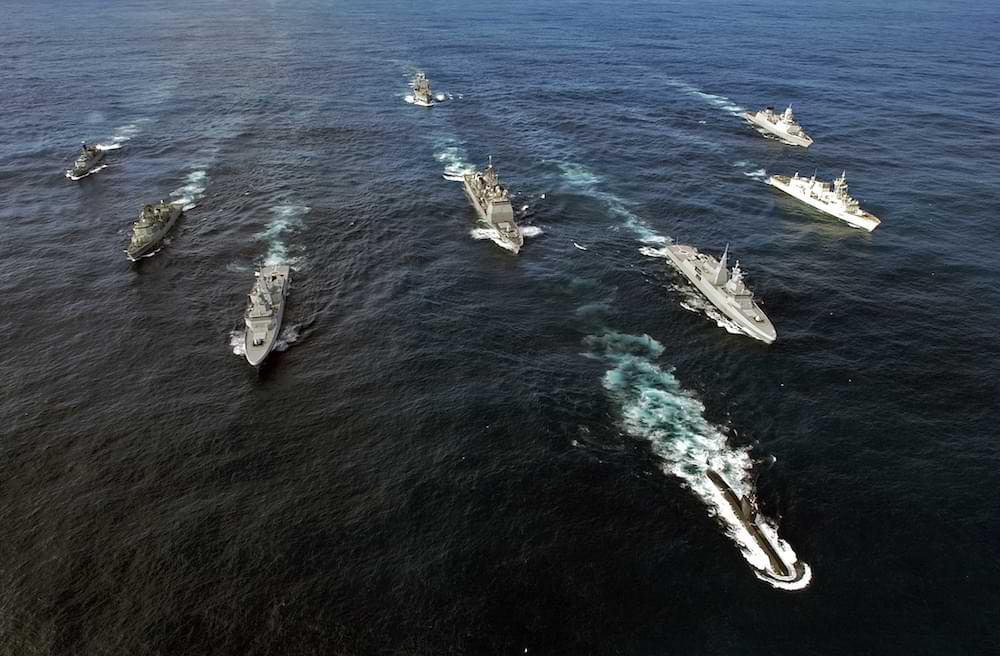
706, 469, 810, 587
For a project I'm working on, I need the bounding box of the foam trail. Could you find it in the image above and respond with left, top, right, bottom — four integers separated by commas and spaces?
470, 227, 519, 253
435, 93, 446, 102
434, 136, 475, 181
521, 226, 543, 238
65, 165, 107, 181
272, 323, 302, 353
573, 242, 588, 251
658, 76, 746, 118
257, 204, 309, 267
404, 94, 416, 105
587, 330, 810, 590
169, 170, 208, 210
554, 159, 667, 245
229, 330, 246, 357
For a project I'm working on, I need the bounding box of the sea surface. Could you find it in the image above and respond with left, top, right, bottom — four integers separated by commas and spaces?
2, 0, 999, 654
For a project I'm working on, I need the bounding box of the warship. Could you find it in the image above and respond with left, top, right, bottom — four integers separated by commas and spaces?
767, 171, 881, 232
462, 157, 524, 254
243, 265, 291, 366
125, 201, 183, 260
661, 243, 775, 343
742, 106, 813, 147
706, 469, 810, 587
410, 71, 434, 107
67, 142, 106, 180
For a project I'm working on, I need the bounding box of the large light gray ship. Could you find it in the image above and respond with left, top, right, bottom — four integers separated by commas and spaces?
66, 142, 106, 180
662, 243, 776, 343
243, 265, 290, 366
462, 157, 524, 254
125, 201, 182, 261
742, 105, 813, 147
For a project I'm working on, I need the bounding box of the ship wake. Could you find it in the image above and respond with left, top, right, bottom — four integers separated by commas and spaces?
554, 160, 667, 245
170, 170, 208, 210
65, 164, 107, 181
257, 204, 309, 268
586, 330, 811, 590
434, 136, 474, 181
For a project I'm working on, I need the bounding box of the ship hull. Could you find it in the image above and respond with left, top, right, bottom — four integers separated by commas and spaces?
767, 176, 881, 232
67, 151, 107, 180
125, 207, 182, 260
742, 112, 813, 147
245, 301, 285, 366
663, 246, 776, 344
462, 181, 522, 254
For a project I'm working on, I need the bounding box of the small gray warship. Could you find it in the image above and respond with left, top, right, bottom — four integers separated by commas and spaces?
742, 105, 813, 147
410, 71, 434, 107
67, 141, 106, 180
706, 469, 810, 587
462, 156, 524, 254
125, 201, 182, 261
662, 243, 775, 343
243, 265, 291, 366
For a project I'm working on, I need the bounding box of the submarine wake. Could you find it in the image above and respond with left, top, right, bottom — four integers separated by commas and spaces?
586, 330, 811, 590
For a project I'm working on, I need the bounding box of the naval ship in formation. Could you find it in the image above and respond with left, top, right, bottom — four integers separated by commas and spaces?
661, 243, 776, 344
463, 157, 524, 254
768, 171, 881, 232
706, 469, 810, 587
66, 142, 106, 180
742, 105, 813, 147
410, 71, 434, 107
243, 265, 291, 366
125, 201, 183, 261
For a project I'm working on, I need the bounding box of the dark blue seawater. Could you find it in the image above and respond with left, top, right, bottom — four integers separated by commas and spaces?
3, 0, 999, 653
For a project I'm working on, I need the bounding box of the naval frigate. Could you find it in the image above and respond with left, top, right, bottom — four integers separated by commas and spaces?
662, 243, 776, 343
410, 72, 434, 107
244, 265, 291, 366
767, 171, 881, 232
125, 201, 182, 260
742, 106, 813, 147
706, 469, 810, 587
67, 142, 106, 180
462, 157, 524, 254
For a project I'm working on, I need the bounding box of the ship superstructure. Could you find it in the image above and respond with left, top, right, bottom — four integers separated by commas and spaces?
126, 201, 182, 260
410, 72, 434, 107
662, 243, 775, 343
742, 105, 813, 147
767, 171, 881, 231
243, 265, 291, 366
462, 157, 524, 254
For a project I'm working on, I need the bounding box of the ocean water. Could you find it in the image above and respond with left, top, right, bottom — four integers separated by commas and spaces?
2, 0, 999, 653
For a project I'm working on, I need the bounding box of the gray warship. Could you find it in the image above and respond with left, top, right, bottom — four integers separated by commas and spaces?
662, 243, 775, 343
462, 157, 524, 254
244, 265, 291, 366
410, 72, 434, 107
706, 469, 810, 587
67, 142, 106, 180
125, 201, 182, 261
